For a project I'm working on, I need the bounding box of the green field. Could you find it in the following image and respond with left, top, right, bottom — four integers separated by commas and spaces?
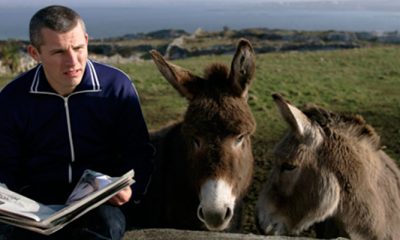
1, 46, 399, 234
115, 45, 400, 161
118, 46, 400, 233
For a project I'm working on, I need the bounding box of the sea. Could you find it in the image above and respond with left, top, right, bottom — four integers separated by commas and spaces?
0, 2, 399, 40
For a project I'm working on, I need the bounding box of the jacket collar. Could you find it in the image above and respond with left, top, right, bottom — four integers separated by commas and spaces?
29, 60, 101, 95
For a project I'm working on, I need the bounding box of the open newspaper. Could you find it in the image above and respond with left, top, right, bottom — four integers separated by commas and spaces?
0, 169, 134, 235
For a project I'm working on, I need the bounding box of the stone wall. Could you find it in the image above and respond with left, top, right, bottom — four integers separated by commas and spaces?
123, 229, 349, 240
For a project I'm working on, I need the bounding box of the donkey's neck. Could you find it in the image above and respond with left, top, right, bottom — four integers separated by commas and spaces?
335, 149, 400, 240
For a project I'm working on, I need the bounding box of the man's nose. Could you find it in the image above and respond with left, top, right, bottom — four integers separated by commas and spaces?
65, 48, 77, 65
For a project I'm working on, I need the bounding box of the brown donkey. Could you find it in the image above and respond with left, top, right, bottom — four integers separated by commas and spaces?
135, 39, 256, 231
256, 94, 400, 240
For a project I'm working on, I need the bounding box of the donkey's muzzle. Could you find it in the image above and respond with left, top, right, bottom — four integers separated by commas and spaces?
197, 205, 233, 231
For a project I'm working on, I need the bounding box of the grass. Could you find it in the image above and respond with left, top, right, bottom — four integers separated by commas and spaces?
115, 46, 400, 160
1, 46, 399, 234
117, 46, 400, 234
120, 47, 400, 232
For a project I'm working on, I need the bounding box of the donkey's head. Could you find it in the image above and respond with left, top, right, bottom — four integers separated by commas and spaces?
150, 39, 256, 231
256, 94, 342, 235
256, 93, 385, 236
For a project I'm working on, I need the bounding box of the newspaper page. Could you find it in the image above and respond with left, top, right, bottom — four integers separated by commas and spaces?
0, 169, 134, 235
0, 186, 56, 221
66, 169, 117, 204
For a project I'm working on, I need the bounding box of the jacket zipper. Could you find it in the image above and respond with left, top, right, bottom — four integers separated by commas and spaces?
64, 97, 75, 183
62, 91, 100, 183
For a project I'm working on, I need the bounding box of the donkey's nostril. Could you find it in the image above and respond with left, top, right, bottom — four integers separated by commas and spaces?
197, 207, 205, 221
224, 207, 233, 221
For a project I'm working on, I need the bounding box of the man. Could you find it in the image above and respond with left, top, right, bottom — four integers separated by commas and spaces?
0, 5, 154, 239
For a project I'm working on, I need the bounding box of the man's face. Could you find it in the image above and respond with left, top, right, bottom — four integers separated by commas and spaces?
28, 22, 88, 96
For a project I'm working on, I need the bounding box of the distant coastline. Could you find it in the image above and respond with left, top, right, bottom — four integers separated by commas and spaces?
0, 4, 400, 40
1, 26, 399, 75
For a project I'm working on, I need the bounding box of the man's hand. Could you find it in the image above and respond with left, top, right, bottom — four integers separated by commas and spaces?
108, 186, 132, 206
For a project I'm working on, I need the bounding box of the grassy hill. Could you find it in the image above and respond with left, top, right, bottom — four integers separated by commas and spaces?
1, 45, 399, 235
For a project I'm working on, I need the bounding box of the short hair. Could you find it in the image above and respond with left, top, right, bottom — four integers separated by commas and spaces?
29, 5, 86, 49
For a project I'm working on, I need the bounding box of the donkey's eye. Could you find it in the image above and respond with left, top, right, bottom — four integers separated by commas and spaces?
235, 134, 245, 146
280, 162, 297, 172
192, 137, 201, 149
236, 134, 244, 144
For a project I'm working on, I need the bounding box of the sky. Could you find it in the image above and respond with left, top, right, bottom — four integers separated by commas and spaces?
0, 0, 397, 7
0, 0, 342, 6
0, 0, 399, 12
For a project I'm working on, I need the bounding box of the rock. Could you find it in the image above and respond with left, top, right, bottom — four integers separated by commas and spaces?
164, 36, 188, 59
146, 29, 189, 39
123, 228, 349, 240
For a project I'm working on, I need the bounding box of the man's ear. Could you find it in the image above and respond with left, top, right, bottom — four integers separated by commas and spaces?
27, 44, 40, 63
85, 33, 89, 45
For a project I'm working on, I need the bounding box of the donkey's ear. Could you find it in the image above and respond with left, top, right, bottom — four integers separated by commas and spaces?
150, 50, 200, 100
229, 39, 256, 99
272, 93, 319, 141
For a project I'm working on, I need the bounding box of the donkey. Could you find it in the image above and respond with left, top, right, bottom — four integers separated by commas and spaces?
136, 39, 256, 231
255, 93, 400, 240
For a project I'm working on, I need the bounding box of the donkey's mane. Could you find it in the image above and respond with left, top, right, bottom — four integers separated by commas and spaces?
198, 63, 239, 97
302, 104, 381, 149
204, 63, 229, 82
